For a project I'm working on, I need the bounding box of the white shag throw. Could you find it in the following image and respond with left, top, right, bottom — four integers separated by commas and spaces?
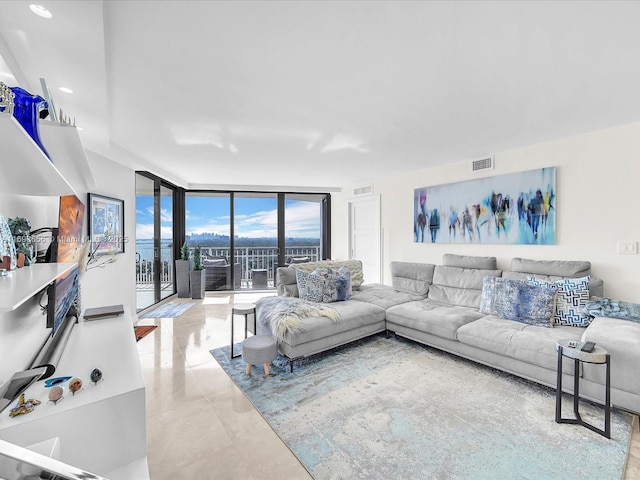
256, 296, 341, 342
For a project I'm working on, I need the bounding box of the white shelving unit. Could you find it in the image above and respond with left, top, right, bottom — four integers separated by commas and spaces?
0, 263, 74, 312
0, 106, 147, 478
0, 310, 148, 478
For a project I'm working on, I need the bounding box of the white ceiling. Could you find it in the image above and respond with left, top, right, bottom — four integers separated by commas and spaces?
1, 1, 640, 191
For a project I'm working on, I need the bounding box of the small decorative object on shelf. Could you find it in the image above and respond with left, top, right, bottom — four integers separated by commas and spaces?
44, 376, 71, 387
0, 81, 15, 115
68, 377, 83, 395
10, 86, 51, 160
8, 216, 35, 266
9, 393, 41, 418
0, 213, 17, 270
48, 385, 64, 404
90, 368, 103, 384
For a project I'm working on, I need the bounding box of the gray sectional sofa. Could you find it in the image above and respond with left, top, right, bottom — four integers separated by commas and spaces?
259, 255, 640, 414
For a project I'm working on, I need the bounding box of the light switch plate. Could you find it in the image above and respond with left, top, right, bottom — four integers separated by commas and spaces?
617, 241, 638, 254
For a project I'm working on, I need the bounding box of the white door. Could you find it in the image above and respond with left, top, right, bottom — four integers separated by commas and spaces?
349, 195, 381, 284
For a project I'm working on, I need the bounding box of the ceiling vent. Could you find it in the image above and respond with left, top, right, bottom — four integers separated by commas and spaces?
353, 184, 373, 196
471, 156, 494, 172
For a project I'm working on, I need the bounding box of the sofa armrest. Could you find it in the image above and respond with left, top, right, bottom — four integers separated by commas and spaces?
581, 317, 640, 397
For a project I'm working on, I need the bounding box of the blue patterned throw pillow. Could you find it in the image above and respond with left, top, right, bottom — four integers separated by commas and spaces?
295, 269, 325, 302
480, 276, 555, 327
527, 275, 591, 326
480, 276, 519, 317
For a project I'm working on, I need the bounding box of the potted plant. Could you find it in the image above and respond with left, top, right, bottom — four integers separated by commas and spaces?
175, 241, 191, 298
190, 245, 206, 299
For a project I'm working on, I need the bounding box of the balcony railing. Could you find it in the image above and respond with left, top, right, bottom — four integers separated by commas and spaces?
135, 246, 320, 290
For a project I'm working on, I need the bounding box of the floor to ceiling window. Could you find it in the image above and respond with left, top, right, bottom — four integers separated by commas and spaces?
137, 180, 330, 299
234, 193, 278, 289
135, 173, 176, 311
284, 194, 324, 263
185, 192, 234, 291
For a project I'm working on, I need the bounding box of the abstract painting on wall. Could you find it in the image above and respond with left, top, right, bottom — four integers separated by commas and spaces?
414, 167, 556, 245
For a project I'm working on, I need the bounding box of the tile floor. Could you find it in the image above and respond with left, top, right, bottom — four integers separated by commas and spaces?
136, 292, 640, 480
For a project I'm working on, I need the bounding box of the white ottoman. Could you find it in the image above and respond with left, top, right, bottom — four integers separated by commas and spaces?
242, 335, 278, 376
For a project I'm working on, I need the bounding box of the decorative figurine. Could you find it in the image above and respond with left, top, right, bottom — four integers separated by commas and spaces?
48, 385, 64, 404
9, 394, 41, 417
8, 216, 35, 266
44, 376, 71, 388
68, 377, 82, 395
9, 86, 51, 159
90, 368, 103, 384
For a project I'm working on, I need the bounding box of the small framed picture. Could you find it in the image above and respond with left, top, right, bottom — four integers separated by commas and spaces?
87, 193, 125, 255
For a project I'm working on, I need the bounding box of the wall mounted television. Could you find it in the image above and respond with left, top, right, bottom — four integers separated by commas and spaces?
47, 264, 80, 337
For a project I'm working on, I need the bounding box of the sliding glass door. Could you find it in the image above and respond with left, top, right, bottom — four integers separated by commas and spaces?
135, 173, 176, 311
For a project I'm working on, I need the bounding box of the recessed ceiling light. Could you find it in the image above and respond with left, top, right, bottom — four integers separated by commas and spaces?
58, 87, 73, 94
29, 4, 53, 19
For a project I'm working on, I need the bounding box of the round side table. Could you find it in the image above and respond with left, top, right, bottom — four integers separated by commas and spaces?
555, 339, 611, 438
231, 303, 256, 358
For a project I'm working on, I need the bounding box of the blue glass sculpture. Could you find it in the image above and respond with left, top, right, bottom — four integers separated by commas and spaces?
10, 87, 51, 160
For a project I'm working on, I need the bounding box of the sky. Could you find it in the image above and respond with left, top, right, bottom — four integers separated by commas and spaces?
135, 196, 321, 240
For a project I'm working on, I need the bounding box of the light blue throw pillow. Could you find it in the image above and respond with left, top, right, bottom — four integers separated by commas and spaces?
527, 275, 591, 326
480, 276, 556, 327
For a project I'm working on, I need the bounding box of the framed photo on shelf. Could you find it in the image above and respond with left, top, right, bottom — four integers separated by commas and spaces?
88, 193, 125, 255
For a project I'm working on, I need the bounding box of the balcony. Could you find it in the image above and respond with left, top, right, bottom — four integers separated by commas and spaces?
135, 246, 320, 292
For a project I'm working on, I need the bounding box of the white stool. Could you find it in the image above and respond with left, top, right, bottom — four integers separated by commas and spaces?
242, 335, 278, 376
231, 303, 256, 358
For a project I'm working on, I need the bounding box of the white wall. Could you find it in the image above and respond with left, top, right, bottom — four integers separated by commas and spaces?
332, 121, 640, 303
80, 152, 136, 312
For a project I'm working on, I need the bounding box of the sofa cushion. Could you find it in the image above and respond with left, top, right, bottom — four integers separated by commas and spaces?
582, 317, 640, 394
280, 300, 386, 346
386, 299, 486, 340
390, 261, 435, 296
479, 276, 556, 328
456, 316, 584, 374
428, 265, 502, 308
528, 275, 591, 327
443, 254, 497, 270
202, 257, 227, 267
511, 257, 591, 277
277, 267, 299, 297
291, 260, 364, 287
350, 284, 424, 309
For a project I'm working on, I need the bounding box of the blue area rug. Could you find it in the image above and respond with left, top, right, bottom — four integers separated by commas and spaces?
138, 301, 195, 319
210, 334, 633, 480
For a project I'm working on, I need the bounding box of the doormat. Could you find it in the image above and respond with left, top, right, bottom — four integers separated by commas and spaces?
138, 302, 195, 319
134, 325, 157, 342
